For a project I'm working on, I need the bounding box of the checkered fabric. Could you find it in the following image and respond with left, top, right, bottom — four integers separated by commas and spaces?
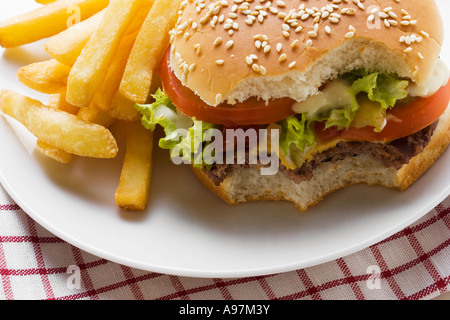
1, 184, 449, 300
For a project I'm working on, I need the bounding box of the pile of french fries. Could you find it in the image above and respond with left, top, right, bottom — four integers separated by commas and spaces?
0, 0, 183, 211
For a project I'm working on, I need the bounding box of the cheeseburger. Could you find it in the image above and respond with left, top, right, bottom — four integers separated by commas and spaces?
136, 0, 450, 211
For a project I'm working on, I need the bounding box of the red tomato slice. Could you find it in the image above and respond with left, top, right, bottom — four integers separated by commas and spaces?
314, 79, 450, 143
159, 48, 296, 126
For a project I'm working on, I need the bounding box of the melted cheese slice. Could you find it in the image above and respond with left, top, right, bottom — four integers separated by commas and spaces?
279, 138, 345, 171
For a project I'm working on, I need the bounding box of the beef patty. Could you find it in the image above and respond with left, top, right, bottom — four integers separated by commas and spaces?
203, 121, 439, 186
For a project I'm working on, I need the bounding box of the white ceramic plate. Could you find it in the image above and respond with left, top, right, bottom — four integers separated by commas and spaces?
0, 1, 449, 278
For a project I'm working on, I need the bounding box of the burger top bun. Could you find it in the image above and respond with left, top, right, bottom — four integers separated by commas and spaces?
169, 0, 444, 107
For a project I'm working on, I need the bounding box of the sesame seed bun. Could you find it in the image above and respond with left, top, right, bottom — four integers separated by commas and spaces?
169, 0, 443, 107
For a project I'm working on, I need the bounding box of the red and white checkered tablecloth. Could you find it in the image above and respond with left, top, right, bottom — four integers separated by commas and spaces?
1, 184, 449, 300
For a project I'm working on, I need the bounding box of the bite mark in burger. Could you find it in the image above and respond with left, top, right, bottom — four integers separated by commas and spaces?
136, 0, 450, 211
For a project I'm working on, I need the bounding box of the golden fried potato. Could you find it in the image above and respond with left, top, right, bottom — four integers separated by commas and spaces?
36, 140, 73, 164
66, 0, 150, 108
0, 89, 118, 158
119, 0, 182, 104
0, 0, 109, 48
44, 10, 104, 67
115, 121, 154, 211
17, 60, 71, 94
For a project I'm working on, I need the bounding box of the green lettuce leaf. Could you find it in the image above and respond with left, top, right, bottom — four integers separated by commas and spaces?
323, 92, 360, 130
135, 89, 215, 168
348, 71, 409, 109
279, 114, 315, 162
173, 120, 216, 168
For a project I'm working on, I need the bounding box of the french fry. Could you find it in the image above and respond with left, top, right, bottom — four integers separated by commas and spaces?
17, 60, 71, 94
45, 10, 104, 67
36, 0, 59, 4
36, 140, 73, 164
115, 121, 154, 211
119, 0, 183, 104
48, 90, 79, 115
108, 92, 140, 121
0, 89, 118, 158
77, 102, 115, 127
66, 0, 149, 108
41, 92, 77, 163
91, 2, 153, 112
109, 71, 161, 121
108, 70, 161, 121
0, 0, 109, 48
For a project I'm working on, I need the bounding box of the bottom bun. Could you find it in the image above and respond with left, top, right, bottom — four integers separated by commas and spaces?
192, 104, 450, 211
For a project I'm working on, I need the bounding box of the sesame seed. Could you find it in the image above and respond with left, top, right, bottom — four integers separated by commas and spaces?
329, 17, 339, 24
216, 94, 222, 104
389, 20, 398, 26
213, 37, 222, 47
276, 43, 283, 53
421, 31, 430, 38
279, 53, 287, 62
225, 40, 234, 49
216, 59, 225, 65
345, 31, 355, 39
389, 11, 397, 19
260, 65, 267, 75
